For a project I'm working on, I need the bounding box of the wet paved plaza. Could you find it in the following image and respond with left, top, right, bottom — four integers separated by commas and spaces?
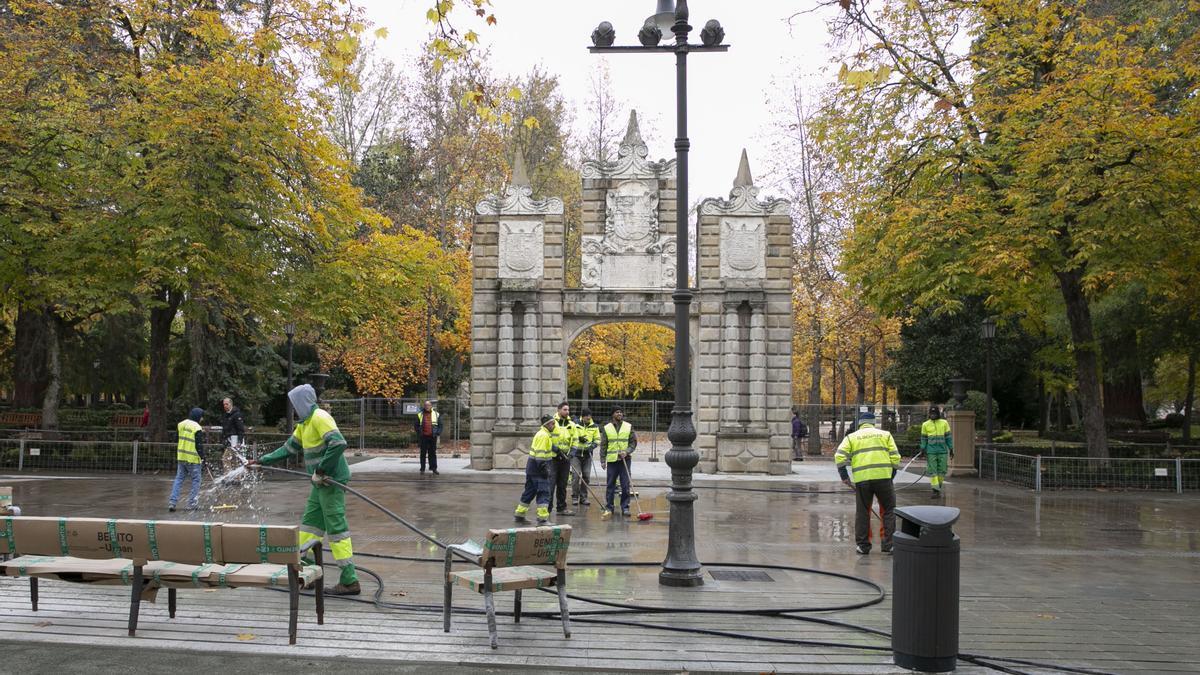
2, 458, 1198, 673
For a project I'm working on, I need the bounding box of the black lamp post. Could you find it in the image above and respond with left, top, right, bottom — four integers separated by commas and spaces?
590, 0, 727, 588
981, 317, 997, 449
284, 322, 296, 433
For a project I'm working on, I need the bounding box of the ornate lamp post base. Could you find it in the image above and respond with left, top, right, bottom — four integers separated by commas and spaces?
660, 405, 704, 587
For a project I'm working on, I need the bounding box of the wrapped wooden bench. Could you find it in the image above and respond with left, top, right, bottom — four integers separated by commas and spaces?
0, 516, 324, 644
443, 524, 572, 649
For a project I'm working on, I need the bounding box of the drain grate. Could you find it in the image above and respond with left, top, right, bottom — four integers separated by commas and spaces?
709, 569, 774, 582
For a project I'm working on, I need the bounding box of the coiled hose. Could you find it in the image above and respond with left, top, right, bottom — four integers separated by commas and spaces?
253, 464, 1110, 675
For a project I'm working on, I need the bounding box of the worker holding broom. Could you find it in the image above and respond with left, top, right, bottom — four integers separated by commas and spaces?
247, 384, 360, 595
600, 407, 637, 518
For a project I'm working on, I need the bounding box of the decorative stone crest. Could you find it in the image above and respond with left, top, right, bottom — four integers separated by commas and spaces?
581, 110, 675, 180
720, 218, 765, 279
499, 220, 544, 279
475, 154, 564, 216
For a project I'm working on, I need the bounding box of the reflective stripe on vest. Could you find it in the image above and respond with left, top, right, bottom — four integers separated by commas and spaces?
177, 419, 202, 464
835, 426, 897, 483
604, 422, 631, 463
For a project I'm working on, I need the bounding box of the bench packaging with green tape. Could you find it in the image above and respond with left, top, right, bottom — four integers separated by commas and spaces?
0, 517, 223, 562
220, 523, 300, 565
0, 487, 11, 515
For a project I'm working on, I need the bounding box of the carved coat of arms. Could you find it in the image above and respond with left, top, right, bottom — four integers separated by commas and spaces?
499, 221, 544, 279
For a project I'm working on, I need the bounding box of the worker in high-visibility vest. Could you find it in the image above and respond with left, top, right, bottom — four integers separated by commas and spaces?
515, 414, 557, 524
920, 406, 953, 499
414, 400, 441, 475
168, 407, 206, 512
249, 384, 359, 595
599, 407, 637, 517
834, 412, 901, 555
548, 401, 577, 516
570, 408, 601, 507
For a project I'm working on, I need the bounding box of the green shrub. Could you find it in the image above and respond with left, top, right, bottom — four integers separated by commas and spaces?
992, 431, 1014, 443
904, 425, 923, 443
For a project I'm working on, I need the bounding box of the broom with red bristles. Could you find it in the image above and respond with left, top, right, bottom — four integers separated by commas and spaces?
627, 471, 653, 521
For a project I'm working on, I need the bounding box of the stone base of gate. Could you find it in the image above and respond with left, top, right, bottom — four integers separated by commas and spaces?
715, 431, 778, 474
489, 429, 539, 470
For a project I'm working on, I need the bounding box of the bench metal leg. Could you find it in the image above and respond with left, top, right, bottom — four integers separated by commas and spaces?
30, 577, 37, 612
128, 565, 143, 636
443, 578, 452, 632
514, 589, 522, 623
288, 565, 300, 645
483, 586, 498, 650
168, 588, 176, 618
557, 569, 570, 638
313, 545, 324, 625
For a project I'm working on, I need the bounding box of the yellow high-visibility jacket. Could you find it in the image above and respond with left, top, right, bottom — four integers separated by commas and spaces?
834, 423, 900, 483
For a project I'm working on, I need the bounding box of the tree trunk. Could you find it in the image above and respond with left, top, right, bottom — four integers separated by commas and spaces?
425, 295, 438, 399
1102, 372, 1146, 426
148, 288, 182, 442
1037, 377, 1048, 436
1183, 351, 1196, 443
1056, 269, 1108, 458
40, 313, 62, 430
806, 326, 822, 455
838, 363, 848, 438
855, 339, 867, 405
13, 306, 49, 408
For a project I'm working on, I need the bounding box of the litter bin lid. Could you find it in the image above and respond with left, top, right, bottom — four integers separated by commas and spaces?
894, 505, 959, 529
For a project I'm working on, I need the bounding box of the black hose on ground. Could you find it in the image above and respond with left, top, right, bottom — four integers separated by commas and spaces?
254, 464, 1112, 675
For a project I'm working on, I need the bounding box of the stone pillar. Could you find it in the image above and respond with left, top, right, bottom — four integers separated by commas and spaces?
721, 303, 740, 426
948, 409, 977, 476
522, 301, 540, 423
496, 301, 514, 427
749, 303, 766, 424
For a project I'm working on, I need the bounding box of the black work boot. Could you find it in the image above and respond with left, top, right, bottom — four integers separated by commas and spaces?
328, 581, 361, 596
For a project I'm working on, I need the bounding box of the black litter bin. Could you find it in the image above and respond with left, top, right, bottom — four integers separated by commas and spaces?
892, 505, 960, 673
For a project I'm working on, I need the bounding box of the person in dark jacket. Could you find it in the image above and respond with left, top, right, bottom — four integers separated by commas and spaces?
791, 410, 808, 461
219, 397, 247, 477
414, 400, 441, 475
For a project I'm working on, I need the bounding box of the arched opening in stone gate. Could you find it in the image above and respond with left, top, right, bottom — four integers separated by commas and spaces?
563, 319, 696, 462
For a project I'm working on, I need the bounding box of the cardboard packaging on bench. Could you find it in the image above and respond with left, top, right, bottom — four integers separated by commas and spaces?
0, 517, 222, 564
221, 523, 300, 565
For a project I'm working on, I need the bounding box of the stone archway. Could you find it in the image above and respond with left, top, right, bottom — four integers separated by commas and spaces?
560, 315, 699, 415
470, 111, 793, 473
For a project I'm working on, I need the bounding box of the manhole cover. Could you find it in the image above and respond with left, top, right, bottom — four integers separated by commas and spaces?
709, 569, 774, 582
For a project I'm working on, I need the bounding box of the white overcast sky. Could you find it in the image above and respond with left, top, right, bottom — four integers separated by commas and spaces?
355, 1, 839, 203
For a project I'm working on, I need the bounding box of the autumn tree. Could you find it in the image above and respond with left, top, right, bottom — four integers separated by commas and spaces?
568, 323, 675, 400
816, 0, 1200, 457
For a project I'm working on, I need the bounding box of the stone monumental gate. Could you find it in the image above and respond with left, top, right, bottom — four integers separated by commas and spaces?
470, 112, 793, 474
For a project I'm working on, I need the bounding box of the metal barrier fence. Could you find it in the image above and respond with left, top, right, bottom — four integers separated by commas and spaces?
0, 438, 294, 474
979, 448, 1200, 493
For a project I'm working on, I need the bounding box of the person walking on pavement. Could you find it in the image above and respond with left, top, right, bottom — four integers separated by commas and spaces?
791, 410, 808, 461
548, 402, 576, 516
515, 415, 557, 524
834, 412, 901, 555
168, 407, 206, 512
920, 406, 953, 499
571, 409, 600, 506
415, 400, 441, 475
219, 397, 247, 477
600, 407, 637, 517
248, 384, 360, 595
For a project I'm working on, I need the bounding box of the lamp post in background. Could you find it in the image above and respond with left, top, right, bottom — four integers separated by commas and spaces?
589, 0, 727, 588
285, 323, 296, 434
981, 317, 997, 449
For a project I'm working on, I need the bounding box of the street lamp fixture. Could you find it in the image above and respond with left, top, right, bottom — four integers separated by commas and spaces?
589, 0, 727, 588
284, 323, 297, 433
981, 317, 997, 449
